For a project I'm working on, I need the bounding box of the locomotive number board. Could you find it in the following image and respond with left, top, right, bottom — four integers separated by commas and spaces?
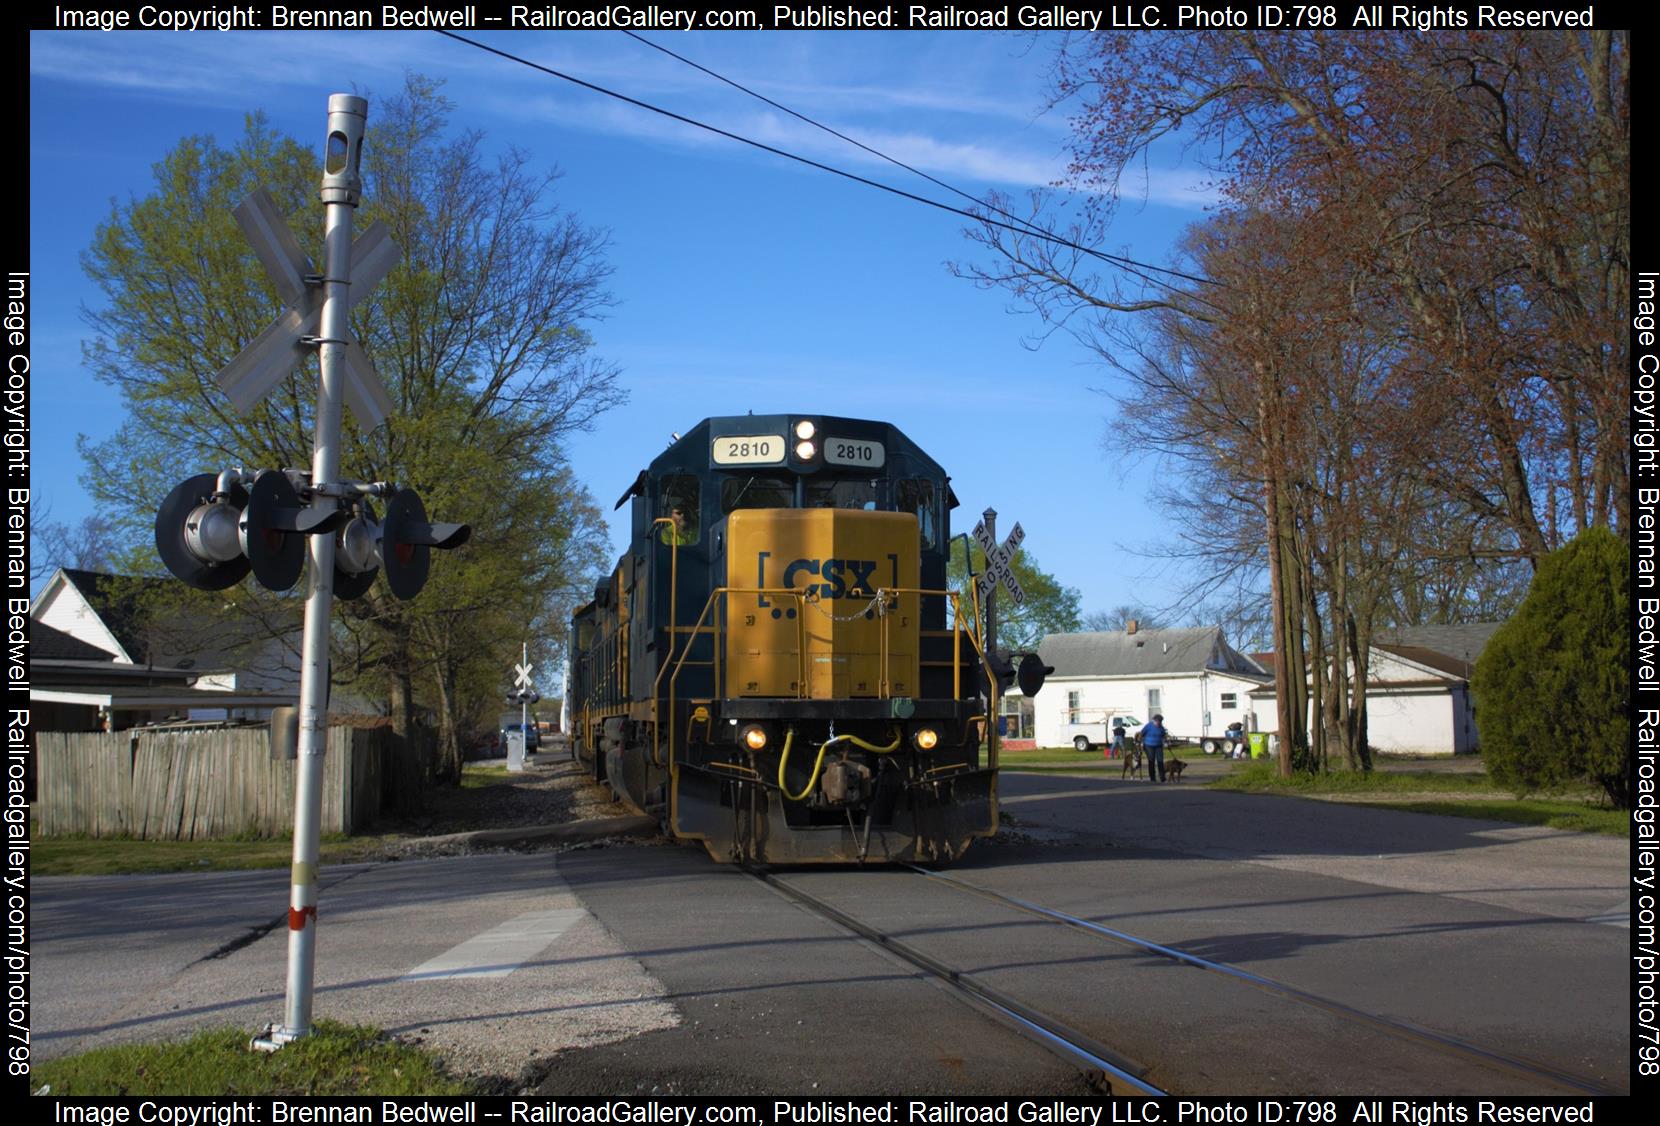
823, 437, 886, 468
712, 435, 786, 465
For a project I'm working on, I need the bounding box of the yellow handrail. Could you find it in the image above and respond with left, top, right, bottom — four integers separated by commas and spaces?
665, 587, 811, 768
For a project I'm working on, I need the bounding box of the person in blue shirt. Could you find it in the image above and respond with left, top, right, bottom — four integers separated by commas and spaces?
1141, 714, 1168, 782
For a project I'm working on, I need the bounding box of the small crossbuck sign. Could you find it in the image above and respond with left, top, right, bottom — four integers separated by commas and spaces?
216, 188, 397, 428
972, 520, 1026, 606
514, 662, 534, 690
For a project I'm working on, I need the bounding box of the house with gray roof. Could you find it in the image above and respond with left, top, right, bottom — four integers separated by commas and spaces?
1006, 623, 1271, 751
1247, 622, 1503, 755
30, 567, 303, 730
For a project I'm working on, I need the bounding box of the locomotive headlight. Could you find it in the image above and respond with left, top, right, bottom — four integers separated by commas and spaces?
794, 420, 816, 440
913, 727, 939, 751
741, 724, 769, 751
795, 440, 817, 460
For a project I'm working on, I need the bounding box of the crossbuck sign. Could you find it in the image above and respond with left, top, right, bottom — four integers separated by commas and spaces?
218, 188, 396, 429
973, 519, 1026, 607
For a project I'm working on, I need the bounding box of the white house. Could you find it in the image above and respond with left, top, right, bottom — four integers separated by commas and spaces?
1247, 623, 1500, 756
30, 568, 303, 729
1006, 624, 1271, 750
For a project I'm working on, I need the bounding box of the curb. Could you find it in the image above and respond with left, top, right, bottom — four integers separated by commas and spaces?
412, 814, 661, 849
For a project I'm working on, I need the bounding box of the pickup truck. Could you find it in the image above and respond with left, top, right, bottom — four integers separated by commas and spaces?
1062, 716, 1144, 753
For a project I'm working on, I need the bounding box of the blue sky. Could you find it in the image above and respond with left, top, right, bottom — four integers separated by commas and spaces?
29, 30, 1216, 620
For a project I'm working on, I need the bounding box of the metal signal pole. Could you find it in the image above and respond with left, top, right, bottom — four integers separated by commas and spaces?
256, 94, 366, 1049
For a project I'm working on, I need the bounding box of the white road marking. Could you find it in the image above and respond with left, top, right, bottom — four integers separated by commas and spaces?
401, 908, 587, 981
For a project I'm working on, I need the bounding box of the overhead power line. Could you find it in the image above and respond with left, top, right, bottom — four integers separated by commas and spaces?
620, 30, 1215, 293
436, 30, 1220, 298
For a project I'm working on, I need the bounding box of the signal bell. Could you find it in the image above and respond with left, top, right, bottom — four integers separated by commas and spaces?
332, 499, 380, 601
155, 474, 252, 591
381, 488, 470, 601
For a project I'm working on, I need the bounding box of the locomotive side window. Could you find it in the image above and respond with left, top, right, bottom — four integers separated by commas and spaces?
659, 476, 700, 545
722, 475, 793, 512
896, 479, 938, 548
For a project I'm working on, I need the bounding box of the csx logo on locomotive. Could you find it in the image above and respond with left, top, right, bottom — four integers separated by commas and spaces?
757, 552, 901, 604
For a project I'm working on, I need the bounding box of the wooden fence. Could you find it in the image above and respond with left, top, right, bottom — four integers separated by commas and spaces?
32, 726, 431, 839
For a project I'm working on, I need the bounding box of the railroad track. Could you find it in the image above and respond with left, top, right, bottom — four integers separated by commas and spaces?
748, 862, 1617, 1097
745, 865, 1168, 1097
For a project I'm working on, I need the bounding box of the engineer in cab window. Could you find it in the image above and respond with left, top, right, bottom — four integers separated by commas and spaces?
661, 502, 698, 546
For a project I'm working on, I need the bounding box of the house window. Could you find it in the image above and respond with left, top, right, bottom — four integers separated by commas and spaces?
1146, 688, 1161, 715
1220, 693, 1238, 710
1067, 691, 1080, 725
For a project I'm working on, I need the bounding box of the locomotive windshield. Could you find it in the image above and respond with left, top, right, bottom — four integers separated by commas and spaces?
721, 475, 793, 512
804, 479, 879, 510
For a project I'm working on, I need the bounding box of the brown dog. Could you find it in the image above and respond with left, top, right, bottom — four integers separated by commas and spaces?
1167, 757, 1187, 782
1120, 748, 1144, 779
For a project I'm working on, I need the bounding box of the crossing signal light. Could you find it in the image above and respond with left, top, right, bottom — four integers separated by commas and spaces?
156, 474, 253, 591
240, 470, 344, 592
157, 473, 467, 599
1017, 653, 1054, 698
381, 488, 470, 601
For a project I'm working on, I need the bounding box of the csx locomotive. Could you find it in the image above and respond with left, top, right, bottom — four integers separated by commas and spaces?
568, 414, 1046, 864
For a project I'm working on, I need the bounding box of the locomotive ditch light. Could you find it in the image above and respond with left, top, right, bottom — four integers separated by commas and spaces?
741, 724, 769, 751
156, 473, 253, 591
912, 727, 939, 751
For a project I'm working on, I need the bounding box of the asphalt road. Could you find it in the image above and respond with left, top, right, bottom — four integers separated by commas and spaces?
28, 768, 1629, 1094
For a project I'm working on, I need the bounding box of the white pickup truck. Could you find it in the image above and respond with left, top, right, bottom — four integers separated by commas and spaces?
1062, 715, 1144, 753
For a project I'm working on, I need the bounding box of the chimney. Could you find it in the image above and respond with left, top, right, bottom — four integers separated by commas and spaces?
1126, 619, 1138, 635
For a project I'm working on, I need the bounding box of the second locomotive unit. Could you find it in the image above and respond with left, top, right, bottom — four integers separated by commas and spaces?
568, 414, 1044, 864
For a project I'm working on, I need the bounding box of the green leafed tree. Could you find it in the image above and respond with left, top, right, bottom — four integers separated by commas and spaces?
76, 76, 622, 780
946, 545, 1082, 654
1471, 526, 1630, 808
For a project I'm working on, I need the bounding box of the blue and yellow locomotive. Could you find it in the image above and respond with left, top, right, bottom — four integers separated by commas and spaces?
568, 414, 1043, 864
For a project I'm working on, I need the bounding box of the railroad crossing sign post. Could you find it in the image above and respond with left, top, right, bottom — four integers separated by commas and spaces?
509, 644, 535, 772
246, 95, 394, 1051
971, 510, 1025, 761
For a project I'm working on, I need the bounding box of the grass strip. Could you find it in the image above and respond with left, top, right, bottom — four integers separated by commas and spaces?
30, 1021, 477, 1096
1206, 761, 1622, 835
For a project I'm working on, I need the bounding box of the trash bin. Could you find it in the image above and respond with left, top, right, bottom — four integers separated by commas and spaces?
1247, 732, 1268, 759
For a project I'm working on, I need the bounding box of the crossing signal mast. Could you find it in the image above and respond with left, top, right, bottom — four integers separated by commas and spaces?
151, 95, 469, 1049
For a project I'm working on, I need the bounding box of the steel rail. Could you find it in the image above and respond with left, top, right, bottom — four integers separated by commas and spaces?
903, 865, 1616, 1096
746, 867, 1167, 1097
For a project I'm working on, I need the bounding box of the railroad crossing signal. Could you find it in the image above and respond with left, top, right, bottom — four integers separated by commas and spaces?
510, 659, 538, 703
217, 188, 397, 429
972, 519, 1026, 607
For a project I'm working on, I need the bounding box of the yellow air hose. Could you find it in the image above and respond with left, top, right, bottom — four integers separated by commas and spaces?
778, 729, 902, 802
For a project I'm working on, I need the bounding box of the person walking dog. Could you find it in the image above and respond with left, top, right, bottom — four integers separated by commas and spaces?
1142, 714, 1169, 783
